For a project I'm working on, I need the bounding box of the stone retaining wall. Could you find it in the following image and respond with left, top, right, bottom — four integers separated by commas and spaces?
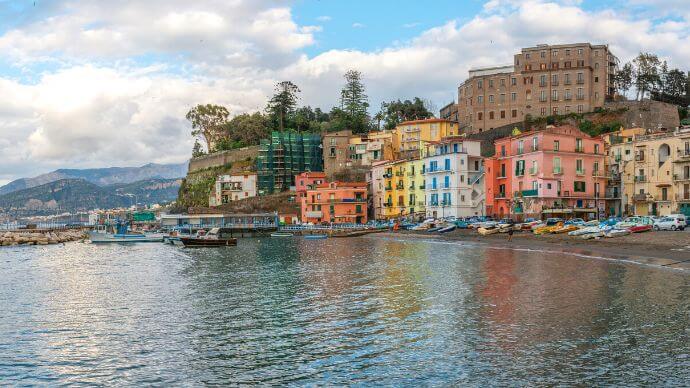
187, 146, 260, 173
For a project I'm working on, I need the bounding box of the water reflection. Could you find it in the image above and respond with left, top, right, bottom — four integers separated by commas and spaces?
0, 237, 688, 385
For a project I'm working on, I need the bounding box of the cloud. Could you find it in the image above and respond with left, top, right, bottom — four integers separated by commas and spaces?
0, 0, 688, 182
352, 22, 365, 28
316, 15, 332, 22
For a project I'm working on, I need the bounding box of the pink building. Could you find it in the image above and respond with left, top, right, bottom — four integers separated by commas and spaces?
486, 125, 607, 220
301, 182, 368, 225
295, 172, 327, 199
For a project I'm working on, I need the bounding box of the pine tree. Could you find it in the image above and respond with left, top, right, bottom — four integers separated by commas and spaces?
267, 81, 300, 131
339, 70, 370, 133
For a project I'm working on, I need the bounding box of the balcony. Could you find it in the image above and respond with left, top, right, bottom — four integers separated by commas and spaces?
635, 175, 647, 183
635, 154, 645, 162
305, 211, 323, 218
674, 174, 690, 182
575, 147, 584, 153
576, 168, 585, 176
395, 171, 404, 177
564, 95, 572, 101
633, 193, 650, 202
577, 79, 585, 84
385, 185, 393, 191
521, 189, 539, 197
676, 193, 690, 202
516, 170, 525, 177
539, 97, 547, 102
529, 167, 538, 175
553, 167, 563, 174
419, 184, 426, 190
592, 170, 604, 177
396, 184, 405, 190
609, 172, 621, 182
576, 95, 585, 100
496, 192, 507, 199
677, 149, 690, 159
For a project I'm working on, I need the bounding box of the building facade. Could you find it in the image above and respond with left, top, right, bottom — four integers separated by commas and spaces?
295, 172, 327, 199
371, 159, 426, 220
394, 118, 458, 158
257, 131, 323, 195
458, 43, 618, 133
300, 182, 368, 224
485, 125, 607, 220
322, 130, 353, 180
422, 138, 485, 218
610, 126, 690, 216
210, 173, 257, 207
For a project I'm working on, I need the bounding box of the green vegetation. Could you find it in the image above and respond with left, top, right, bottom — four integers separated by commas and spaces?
616, 52, 689, 106
525, 108, 627, 137
186, 104, 230, 153
378, 97, 434, 130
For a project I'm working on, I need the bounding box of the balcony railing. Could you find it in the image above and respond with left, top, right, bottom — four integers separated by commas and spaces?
575, 147, 584, 153
529, 167, 538, 175
577, 79, 585, 84
553, 167, 563, 174
396, 184, 405, 190
576, 95, 585, 100
576, 168, 585, 176
633, 193, 650, 202
676, 193, 690, 202
673, 174, 690, 181
521, 189, 538, 197
385, 186, 393, 191
539, 97, 547, 102
564, 95, 572, 101
635, 154, 645, 162
592, 170, 604, 177
678, 149, 690, 158
635, 175, 646, 182
496, 192, 507, 198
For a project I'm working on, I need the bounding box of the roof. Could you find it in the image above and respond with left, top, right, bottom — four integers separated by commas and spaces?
296, 171, 326, 178
494, 125, 599, 143
427, 136, 482, 145
398, 118, 452, 126
312, 181, 368, 189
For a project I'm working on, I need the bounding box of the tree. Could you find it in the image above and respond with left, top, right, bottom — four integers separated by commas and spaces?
632, 53, 663, 101
186, 104, 230, 152
339, 70, 370, 134
267, 81, 300, 131
192, 139, 205, 158
663, 68, 687, 98
615, 62, 633, 98
379, 97, 434, 129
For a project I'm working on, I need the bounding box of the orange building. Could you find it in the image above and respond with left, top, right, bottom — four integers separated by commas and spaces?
300, 182, 368, 224
295, 172, 327, 199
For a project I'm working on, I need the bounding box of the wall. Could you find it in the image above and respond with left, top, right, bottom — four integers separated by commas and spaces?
604, 100, 680, 130
188, 146, 260, 173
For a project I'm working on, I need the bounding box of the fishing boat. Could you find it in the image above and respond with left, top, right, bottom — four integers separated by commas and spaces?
270, 232, 294, 237
89, 221, 164, 243
477, 227, 499, 236
426, 227, 442, 233
179, 228, 237, 247
580, 231, 605, 239
438, 225, 456, 233
552, 225, 579, 234
304, 234, 328, 240
628, 224, 652, 233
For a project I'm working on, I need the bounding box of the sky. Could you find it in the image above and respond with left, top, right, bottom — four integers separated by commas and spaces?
0, 0, 688, 185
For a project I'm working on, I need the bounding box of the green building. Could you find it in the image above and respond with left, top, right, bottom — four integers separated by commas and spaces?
257, 131, 323, 195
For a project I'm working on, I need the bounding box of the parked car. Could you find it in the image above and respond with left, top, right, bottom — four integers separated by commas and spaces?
565, 218, 585, 226
653, 215, 687, 231
545, 218, 564, 226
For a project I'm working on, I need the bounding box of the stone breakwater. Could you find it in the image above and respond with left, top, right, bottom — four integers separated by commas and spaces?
1, 229, 87, 246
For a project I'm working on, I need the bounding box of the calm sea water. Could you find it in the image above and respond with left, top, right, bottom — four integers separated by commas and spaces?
1, 236, 689, 385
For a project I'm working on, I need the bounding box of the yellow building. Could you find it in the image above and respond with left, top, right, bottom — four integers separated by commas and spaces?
371, 158, 425, 220
608, 126, 690, 216
394, 119, 458, 158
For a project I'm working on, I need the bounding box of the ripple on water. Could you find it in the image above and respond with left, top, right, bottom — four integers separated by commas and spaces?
0, 237, 688, 385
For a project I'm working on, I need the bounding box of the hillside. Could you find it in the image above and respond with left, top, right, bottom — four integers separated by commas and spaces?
0, 178, 181, 216
0, 162, 188, 195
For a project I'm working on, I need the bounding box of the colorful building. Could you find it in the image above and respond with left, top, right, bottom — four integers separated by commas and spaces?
485, 125, 607, 220
394, 118, 458, 158
422, 137, 485, 218
610, 126, 690, 216
602, 127, 645, 216
209, 173, 257, 206
257, 131, 323, 195
371, 158, 426, 220
295, 172, 327, 199
300, 182, 368, 224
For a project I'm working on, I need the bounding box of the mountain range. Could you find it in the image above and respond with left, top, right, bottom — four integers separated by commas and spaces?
0, 162, 188, 196
0, 178, 182, 216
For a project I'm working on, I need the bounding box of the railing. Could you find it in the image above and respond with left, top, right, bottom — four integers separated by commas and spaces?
592, 170, 603, 177
496, 192, 507, 198
678, 149, 690, 158
576, 95, 585, 100
575, 147, 584, 153
564, 95, 572, 101
576, 168, 585, 176
516, 170, 525, 177
633, 193, 649, 202
577, 79, 585, 84
676, 193, 690, 201
673, 174, 690, 181
395, 184, 405, 190
609, 172, 621, 181
553, 167, 563, 174
539, 97, 547, 102
529, 167, 538, 175
385, 186, 392, 191
521, 189, 538, 197
635, 175, 646, 182
635, 154, 645, 162
419, 184, 426, 189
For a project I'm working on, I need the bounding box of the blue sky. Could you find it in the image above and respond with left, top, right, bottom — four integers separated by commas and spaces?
0, 0, 687, 183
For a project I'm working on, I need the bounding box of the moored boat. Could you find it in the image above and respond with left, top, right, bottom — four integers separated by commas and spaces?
438, 225, 456, 233
628, 224, 652, 233
552, 225, 579, 234
580, 231, 605, 239
179, 228, 237, 247
304, 234, 328, 240
270, 232, 294, 237
605, 229, 630, 238
477, 227, 499, 236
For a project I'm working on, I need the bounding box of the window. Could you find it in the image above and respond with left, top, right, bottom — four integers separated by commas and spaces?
552, 107, 558, 115
500, 163, 506, 177
477, 80, 483, 89
577, 104, 584, 113
565, 49, 571, 56
531, 160, 538, 174
540, 90, 547, 102
594, 144, 600, 154
444, 175, 450, 188
553, 157, 562, 173
564, 89, 572, 100
552, 74, 558, 84
593, 161, 599, 174
552, 89, 558, 100
488, 95, 494, 103
574, 181, 586, 192
444, 158, 450, 170
576, 159, 583, 173
552, 50, 558, 57
500, 94, 505, 103
532, 137, 538, 151
577, 87, 584, 99
540, 63, 547, 70
515, 160, 525, 176
511, 77, 517, 86
500, 78, 505, 87
564, 73, 571, 84
576, 138, 584, 152
577, 60, 585, 67
577, 48, 583, 55
489, 79, 494, 88
500, 145, 506, 156
540, 75, 547, 86
540, 51, 545, 58
577, 72, 584, 83
500, 110, 506, 119
512, 109, 517, 118
526, 53, 531, 59
540, 107, 546, 115
518, 140, 524, 154
565, 106, 570, 113
595, 62, 599, 69
511, 92, 517, 101
478, 95, 484, 104
478, 112, 483, 120
594, 76, 599, 83
489, 111, 495, 120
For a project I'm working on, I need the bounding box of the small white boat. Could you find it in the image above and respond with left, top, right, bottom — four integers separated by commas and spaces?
580, 231, 605, 239
271, 232, 294, 237
89, 231, 164, 243
568, 226, 600, 236
477, 227, 499, 236
304, 234, 328, 240
605, 229, 630, 238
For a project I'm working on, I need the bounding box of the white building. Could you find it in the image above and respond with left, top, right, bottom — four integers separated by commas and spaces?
209, 173, 257, 206
422, 137, 485, 219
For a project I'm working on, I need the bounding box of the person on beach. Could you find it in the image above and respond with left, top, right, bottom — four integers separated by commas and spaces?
508, 226, 514, 242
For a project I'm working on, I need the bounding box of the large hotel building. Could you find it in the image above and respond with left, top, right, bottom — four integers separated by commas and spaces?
455, 43, 618, 133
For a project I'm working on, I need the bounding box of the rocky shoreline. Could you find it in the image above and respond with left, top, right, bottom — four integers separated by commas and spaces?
0, 229, 87, 246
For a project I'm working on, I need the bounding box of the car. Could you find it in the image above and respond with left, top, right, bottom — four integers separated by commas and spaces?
565, 218, 585, 226
545, 218, 564, 226
653, 215, 687, 231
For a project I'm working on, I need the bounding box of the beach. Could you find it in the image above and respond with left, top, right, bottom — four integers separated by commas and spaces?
393, 229, 690, 271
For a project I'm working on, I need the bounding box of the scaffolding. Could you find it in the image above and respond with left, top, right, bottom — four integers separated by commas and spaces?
257, 131, 323, 195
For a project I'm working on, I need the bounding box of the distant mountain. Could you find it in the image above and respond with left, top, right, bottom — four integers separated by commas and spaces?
0, 178, 181, 216
0, 162, 188, 195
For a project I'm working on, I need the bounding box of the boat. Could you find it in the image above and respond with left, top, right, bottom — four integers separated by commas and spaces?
605, 229, 630, 238
426, 227, 442, 233
89, 221, 164, 243
551, 225, 579, 234
179, 228, 237, 247
438, 225, 456, 233
568, 226, 600, 236
304, 234, 328, 240
580, 231, 605, 239
270, 232, 294, 237
628, 224, 652, 233
477, 227, 499, 236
